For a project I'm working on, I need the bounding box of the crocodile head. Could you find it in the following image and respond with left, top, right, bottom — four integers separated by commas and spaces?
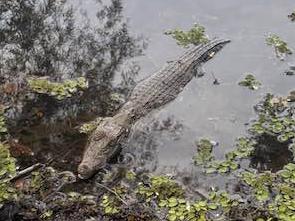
78, 116, 126, 179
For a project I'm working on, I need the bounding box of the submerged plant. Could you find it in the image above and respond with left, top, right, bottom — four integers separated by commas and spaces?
266, 34, 292, 59
238, 74, 261, 90
28, 77, 88, 100
165, 24, 209, 47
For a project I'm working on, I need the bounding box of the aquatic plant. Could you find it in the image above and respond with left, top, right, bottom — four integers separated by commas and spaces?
165, 24, 209, 47
278, 163, 295, 184
250, 94, 295, 157
193, 137, 255, 174
241, 171, 274, 201
137, 175, 184, 203
159, 198, 213, 221
191, 91, 295, 220
226, 137, 256, 160
101, 192, 122, 215
0, 143, 16, 206
28, 77, 88, 100
0, 109, 7, 140
208, 191, 239, 212
194, 139, 215, 165
266, 34, 292, 59
238, 74, 261, 90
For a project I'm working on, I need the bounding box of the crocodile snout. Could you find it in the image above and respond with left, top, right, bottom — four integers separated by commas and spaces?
77, 163, 94, 179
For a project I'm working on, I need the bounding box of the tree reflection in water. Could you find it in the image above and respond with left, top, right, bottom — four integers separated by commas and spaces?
0, 0, 145, 170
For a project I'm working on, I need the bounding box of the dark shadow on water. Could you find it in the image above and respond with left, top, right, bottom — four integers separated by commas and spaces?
250, 134, 293, 172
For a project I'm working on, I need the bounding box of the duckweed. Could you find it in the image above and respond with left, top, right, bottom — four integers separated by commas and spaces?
165, 24, 209, 47
28, 77, 88, 100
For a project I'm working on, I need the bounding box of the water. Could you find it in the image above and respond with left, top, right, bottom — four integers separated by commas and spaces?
1, 0, 295, 181
122, 0, 295, 170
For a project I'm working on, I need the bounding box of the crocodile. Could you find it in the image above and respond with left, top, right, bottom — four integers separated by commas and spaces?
78, 38, 230, 179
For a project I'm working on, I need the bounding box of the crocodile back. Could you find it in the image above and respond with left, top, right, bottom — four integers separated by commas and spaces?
123, 39, 230, 117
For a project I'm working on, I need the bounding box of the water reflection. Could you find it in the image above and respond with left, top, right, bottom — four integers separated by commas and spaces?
0, 0, 144, 170
250, 135, 293, 172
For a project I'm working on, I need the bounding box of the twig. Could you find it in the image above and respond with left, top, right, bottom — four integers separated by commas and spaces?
96, 182, 128, 205
9, 163, 44, 182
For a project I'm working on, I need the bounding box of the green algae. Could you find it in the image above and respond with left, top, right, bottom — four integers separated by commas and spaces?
165, 24, 209, 47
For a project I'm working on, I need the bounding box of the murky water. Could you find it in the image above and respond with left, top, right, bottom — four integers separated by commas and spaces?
1, 0, 295, 182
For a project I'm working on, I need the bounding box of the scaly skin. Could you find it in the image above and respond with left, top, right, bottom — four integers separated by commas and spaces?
78, 38, 230, 179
